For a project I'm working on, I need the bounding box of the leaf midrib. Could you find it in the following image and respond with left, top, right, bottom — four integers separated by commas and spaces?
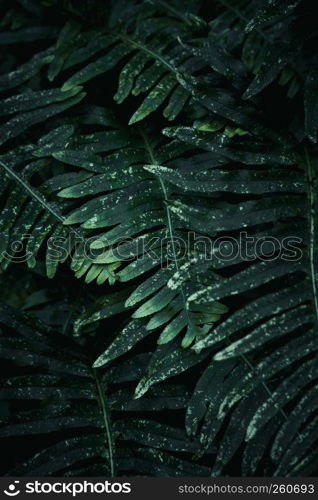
93, 369, 115, 477
304, 148, 318, 323
141, 131, 194, 335
0, 159, 65, 223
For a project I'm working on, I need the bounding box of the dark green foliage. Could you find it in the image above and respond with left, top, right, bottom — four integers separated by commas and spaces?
0, 0, 318, 477
0, 301, 210, 476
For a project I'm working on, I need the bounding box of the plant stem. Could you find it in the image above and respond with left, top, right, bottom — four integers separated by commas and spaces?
141, 131, 193, 332
93, 369, 115, 477
0, 159, 65, 223
304, 148, 318, 324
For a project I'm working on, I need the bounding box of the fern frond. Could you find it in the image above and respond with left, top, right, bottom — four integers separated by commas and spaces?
0, 302, 211, 476
1, 0, 318, 478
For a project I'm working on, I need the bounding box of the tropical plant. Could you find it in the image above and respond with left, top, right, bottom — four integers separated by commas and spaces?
0, 0, 318, 477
